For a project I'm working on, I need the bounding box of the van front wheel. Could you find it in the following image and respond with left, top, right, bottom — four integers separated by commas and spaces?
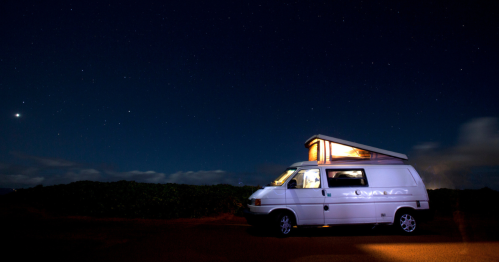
396, 211, 418, 234
275, 212, 293, 237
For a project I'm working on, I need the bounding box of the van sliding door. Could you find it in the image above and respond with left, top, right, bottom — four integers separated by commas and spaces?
323, 169, 376, 224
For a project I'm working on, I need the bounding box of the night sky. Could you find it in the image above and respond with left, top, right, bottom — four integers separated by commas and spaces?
1, 1, 498, 189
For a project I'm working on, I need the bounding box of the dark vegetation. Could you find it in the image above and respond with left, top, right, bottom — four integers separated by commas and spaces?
0, 181, 259, 219
427, 187, 499, 217
1, 181, 498, 220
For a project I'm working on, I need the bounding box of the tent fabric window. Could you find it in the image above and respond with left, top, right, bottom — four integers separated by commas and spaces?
304, 135, 408, 165
308, 142, 319, 161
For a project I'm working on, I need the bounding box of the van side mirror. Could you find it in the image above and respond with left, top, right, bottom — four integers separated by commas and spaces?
288, 180, 297, 189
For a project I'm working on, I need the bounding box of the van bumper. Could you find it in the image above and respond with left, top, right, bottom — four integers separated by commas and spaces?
242, 208, 270, 226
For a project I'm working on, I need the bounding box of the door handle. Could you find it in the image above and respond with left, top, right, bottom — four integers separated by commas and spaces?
355, 190, 361, 195
322, 189, 325, 196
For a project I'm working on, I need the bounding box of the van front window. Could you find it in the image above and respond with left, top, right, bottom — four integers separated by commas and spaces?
270, 168, 297, 186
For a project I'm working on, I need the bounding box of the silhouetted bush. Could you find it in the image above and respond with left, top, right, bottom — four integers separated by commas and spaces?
0, 181, 260, 219
427, 187, 499, 217
3, 182, 497, 220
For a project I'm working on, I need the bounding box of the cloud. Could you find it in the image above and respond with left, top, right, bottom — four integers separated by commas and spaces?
104, 169, 267, 186
410, 117, 499, 190
0, 174, 45, 186
56, 169, 103, 184
412, 142, 439, 151
106, 170, 170, 184
164, 170, 226, 185
0, 154, 270, 188
11, 152, 79, 168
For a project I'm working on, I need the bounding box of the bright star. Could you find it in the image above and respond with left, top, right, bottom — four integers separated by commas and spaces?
15, 113, 20, 117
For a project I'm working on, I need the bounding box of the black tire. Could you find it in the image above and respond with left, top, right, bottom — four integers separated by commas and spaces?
395, 210, 418, 234
275, 212, 294, 237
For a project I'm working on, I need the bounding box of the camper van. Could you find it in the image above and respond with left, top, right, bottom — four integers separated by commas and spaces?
244, 134, 431, 236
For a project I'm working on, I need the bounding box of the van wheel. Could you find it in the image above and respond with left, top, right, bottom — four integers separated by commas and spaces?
275, 212, 294, 237
396, 211, 418, 234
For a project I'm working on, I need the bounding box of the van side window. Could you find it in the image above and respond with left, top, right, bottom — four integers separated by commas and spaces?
326, 169, 368, 187
289, 169, 321, 189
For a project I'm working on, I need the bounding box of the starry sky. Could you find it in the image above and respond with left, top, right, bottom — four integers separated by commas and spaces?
1, 1, 498, 189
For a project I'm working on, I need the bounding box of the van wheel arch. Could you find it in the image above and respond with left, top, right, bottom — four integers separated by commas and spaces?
269, 209, 297, 223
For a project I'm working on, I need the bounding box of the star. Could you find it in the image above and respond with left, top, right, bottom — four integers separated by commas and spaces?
15, 113, 20, 118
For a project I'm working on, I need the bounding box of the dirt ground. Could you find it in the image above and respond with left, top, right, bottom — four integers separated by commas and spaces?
2, 203, 499, 262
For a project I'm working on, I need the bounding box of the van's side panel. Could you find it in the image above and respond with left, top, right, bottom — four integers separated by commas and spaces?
323, 166, 376, 225
365, 166, 428, 223
323, 187, 376, 224
408, 166, 430, 201
367, 167, 417, 187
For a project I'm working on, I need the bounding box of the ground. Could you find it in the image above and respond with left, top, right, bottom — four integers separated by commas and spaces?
2, 203, 498, 262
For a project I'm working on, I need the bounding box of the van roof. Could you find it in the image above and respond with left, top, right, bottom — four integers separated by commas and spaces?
290, 161, 411, 167
305, 134, 408, 160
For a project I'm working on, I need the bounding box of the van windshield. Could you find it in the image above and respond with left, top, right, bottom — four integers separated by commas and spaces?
270, 168, 297, 186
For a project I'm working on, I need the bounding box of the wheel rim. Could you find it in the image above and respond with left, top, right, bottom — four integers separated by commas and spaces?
280, 215, 292, 234
399, 214, 416, 232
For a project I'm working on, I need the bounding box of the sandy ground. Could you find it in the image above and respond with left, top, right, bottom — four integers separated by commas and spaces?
2, 203, 499, 262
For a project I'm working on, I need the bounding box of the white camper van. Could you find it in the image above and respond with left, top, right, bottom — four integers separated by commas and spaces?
244, 134, 431, 236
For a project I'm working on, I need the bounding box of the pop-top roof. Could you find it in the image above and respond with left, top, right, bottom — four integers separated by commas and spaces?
305, 134, 408, 163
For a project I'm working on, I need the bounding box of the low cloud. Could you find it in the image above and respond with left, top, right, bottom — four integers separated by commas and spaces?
0, 174, 45, 186
165, 170, 227, 185
105, 170, 230, 185
0, 154, 273, 188
11, 152, 79, 167
410, 117, 499, 190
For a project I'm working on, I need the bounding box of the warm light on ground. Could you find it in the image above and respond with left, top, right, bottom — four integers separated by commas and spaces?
291, 243, 499, 262
357, 242, 499, 262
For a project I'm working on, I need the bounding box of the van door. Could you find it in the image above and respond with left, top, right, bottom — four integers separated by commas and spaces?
286, 168, 325, 225
323, 169, 376, 224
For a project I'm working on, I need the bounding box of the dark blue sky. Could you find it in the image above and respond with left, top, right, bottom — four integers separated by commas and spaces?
1, 1, 498, 188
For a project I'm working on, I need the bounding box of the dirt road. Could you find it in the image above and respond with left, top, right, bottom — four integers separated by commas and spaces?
3, 207, 499, 261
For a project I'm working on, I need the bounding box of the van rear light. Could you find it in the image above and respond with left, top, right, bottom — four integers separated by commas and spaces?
255, 199, 261, 206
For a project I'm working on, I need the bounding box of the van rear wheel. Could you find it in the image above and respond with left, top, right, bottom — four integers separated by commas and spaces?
275, 212, 293, 237
396, 211, 418, 234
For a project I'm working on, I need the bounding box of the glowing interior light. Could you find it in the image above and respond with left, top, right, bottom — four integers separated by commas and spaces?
303, 169, 320, 188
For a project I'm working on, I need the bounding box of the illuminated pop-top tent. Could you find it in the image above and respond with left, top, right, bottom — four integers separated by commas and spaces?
305, 134, 408, 165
